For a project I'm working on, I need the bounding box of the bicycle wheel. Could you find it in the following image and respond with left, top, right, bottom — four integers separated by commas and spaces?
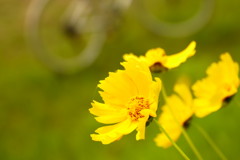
135, 0, 215, 38
25, 0, 107, 74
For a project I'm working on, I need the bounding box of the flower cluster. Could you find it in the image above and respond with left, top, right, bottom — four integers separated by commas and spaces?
89, 41, 240, 147
155, 52, 240, 148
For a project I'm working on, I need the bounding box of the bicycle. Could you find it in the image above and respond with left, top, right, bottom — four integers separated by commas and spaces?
25, 0, 215, 74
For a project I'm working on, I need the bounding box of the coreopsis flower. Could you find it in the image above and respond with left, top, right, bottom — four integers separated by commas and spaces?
124, 41, 196, 72
154, 82, 193, 148
192, 53, 240, 118
89, 56, 162, 144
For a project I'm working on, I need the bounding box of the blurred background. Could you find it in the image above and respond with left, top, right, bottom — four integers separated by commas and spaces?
0, 0, 240, 159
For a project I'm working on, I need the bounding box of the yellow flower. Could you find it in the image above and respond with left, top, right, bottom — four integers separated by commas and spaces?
154, 82, 193, 148
192, 53, 240, 118
124, 41, 196, 72
89, 56, 162, 144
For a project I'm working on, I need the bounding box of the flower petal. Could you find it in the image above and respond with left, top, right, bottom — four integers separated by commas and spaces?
90, 101, 120, 116
121, 56, 153, 97
165, 95, 193, 123
95, 112, 127, 124
174, 81, 192, 107
193, 99, 222, 118
154, 123, 182, 148
149, 77, 162, 116
136, 110, 150, 140
98, 70, 138, 106
145, 48, 166, 66
164, 41, 196, 69
91, 118, 137, 144
192, 53, 239, 117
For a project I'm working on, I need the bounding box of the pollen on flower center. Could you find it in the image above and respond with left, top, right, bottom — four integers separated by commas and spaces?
127, 96, 150, 121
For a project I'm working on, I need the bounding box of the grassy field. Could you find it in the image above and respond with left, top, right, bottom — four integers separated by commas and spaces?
0, 0, 240, 159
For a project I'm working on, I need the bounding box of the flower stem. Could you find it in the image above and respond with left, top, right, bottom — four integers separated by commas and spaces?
154, 119, 190, 160
181, 128, 203, 160
193, 123, 228, 160
161, 85, 203, 160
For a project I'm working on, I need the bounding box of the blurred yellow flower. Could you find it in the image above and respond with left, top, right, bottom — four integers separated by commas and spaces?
154, 82, 193, 148
193, 53, 240, 118
89, 57, 161, 144
124, 41, 196, 72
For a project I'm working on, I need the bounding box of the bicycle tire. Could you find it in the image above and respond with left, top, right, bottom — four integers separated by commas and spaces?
25, 0, 106, 74
136, 0, 215, 38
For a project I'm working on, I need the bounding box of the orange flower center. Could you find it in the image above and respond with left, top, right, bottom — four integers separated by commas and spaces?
127, 96, 150, 121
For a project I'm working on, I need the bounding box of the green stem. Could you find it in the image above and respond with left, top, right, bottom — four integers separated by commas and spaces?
154, 119, 190, 160
181, 128, 203, 160
193, 123, 228, 160
161, 86, 203, 160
